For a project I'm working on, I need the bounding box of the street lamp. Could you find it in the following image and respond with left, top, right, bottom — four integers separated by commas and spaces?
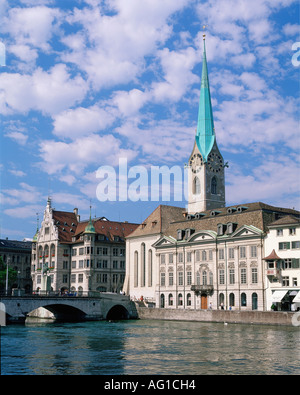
5, 256, 10, 296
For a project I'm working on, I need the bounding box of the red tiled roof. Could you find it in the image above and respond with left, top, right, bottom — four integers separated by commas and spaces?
263, 249, 282, 260
52, 211, 78, 243
75, 218, 139, 241
52, 210, 138, 243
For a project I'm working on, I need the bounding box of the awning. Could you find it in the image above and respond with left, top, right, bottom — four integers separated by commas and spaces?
292, 291, 300, 303
271, 290, 287, 302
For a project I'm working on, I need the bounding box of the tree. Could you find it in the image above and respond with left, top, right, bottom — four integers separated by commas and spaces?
0, 257, 17, 294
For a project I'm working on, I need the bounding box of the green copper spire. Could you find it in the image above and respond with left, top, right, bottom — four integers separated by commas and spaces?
84, 206, 96, 234
195, 35, 215, 162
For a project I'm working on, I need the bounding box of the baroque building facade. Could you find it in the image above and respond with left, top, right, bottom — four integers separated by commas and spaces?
123, 36, 300, 311
31, 198, 138, 294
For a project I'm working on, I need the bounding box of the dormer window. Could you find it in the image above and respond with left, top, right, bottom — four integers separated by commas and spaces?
185, 228, 195, 239
227, 222, 238, 234
217, 224, 226, 236
177, 229, 184, 241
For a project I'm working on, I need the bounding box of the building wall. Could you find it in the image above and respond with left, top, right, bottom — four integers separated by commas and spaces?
123, 234, 160, 302
155, 228, 265, 311
31, 203, 129, 294
125, 224, 266, 311
0, 240, 32, 294
264, 221, 300, 310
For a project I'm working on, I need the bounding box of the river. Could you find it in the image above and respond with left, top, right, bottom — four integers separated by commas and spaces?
1, 319, 299, 375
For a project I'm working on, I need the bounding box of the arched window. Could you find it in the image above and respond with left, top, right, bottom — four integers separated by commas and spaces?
241, 292, 247, 307
187, 293, 192, 306
168, 293, 173, 306
50, 244, 55, 257
252, 293, 258, 310
202, 270, 207, 285
134, 251, 138, 287
211, 176, 217, 195
193, 176, 200, 195
148, 249, 153, 287
219, 293, 225, 307
160, 294, 165, 308
178, 293, 183, 306
229, 292, 235, 307
141, 243, 145, 287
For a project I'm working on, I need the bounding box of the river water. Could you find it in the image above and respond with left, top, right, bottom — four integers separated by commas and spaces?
1, 319, 299, 375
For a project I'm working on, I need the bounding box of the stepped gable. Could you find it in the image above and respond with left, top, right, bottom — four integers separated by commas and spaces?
52, 210, 78, 243
127, 205, 185, 239
164, 202, 300, 238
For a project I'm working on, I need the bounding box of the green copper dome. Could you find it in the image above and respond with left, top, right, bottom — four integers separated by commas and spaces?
84, 217, 96, 234
33, 229, 39, 242
195, 37, 215, 162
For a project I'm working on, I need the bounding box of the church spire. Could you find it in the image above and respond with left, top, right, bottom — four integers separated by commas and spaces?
84, 205, 96, 234
195, 33, 215, 162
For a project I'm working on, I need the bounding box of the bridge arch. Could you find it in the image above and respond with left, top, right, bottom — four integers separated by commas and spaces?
106, 305, 130, 320
2, 294, 137, 324
31, 303, 87, 322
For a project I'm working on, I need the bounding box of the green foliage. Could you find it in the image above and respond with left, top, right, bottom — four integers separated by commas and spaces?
0, 256, 18, 292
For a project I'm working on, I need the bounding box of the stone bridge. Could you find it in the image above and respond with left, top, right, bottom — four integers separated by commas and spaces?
0, 293, 138, 324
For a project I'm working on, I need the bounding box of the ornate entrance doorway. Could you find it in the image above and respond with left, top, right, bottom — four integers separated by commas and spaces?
201, 294, 208, 309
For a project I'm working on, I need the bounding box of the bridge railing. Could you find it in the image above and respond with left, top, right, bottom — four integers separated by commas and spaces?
0, 290, 113, 298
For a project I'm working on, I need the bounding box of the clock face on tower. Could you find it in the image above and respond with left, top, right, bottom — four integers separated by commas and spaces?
189, 153, 203, 173
207, 152, 223, 173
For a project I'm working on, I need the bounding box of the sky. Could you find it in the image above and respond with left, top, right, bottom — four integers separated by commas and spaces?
0, 0, 299, 241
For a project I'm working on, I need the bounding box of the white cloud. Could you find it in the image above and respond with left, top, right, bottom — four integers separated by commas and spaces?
111, 89, 150, 117
116, 119, 194, 164
2, 182, 42, 205
4, 131, 28, 145
8, 44, 38, 65
51, 192, 91, 210
283, 23, 300, 36
58, 174, 76, 186
8, 169, 26, 177
4, 204, 43, 219
60, 0, 190, 89
2, 5, 61, 51
53, 104, 117, 140
0, 64, 88, 115
227, 155, 300, 209
39, 134, 137, 175
151, 47, 199, 102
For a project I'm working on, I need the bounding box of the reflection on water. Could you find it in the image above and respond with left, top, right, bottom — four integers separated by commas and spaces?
1, 319, 299, 375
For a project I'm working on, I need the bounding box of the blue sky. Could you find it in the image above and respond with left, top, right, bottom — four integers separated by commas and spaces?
0, 0, 299, 240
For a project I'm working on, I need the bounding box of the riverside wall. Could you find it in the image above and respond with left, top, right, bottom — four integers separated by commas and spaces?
136, 306, 298, 326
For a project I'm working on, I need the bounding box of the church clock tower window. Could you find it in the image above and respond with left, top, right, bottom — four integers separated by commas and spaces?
211, 177, 217, 195
193, 176, 200, 195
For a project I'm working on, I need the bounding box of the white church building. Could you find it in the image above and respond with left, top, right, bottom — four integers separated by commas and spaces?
123, 36, 300, 311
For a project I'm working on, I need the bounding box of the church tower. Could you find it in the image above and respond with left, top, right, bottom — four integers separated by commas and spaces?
188, 34, 226, 214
